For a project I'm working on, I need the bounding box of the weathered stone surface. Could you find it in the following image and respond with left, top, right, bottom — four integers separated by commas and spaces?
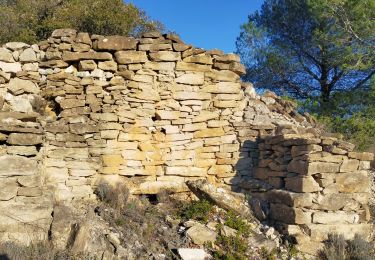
0, 61, 22, 73
62, 51, 112, 61
8, 78, 39, 95
7, 133, 43, 145
96, 36, 137, 51
336, 171, 370, 193
186, 179, 255, 219
177, 248, 211, 260
186, 223, 217, 245
0, 48, 14, 62
115, 51, 147, 64
149, 51, 180, 61
175, 73, 204, 85
270, 203, 311, 224
0, 178, 18, 200
312, 211, 359, 224
79, 60, 97, 71
340, 159, 359, 172
266, 189, 313, 207
285, 176, 321, 192
19, 48, 37, 62
0, 155, 37, 177
348, 152, 374, 161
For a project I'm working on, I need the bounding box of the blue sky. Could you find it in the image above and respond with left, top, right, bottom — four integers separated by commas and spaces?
126, 0, 264, 53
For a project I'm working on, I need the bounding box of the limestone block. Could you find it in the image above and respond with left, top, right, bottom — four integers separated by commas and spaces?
182, 123, 207, 132
312, 193, 367, 211
17, 187, 42, 197
287, 160, 339, 175
7, 133, 42, 145
102, 154, 124, 167
71, 185, 93, 199
348, 152, 374, 161
149, 51, 180, 61
183, 54, 213, 65
194, 128, 225, 138
100, 130, 119, 139
0, 61, 22, 73
45, 167, 69, 183
205, 70, 240, 82
59, 99, 85, 109
166, 167, 207, 177
115, 50, 147, 64
207, 165, 232, 175
70, 123, 98, 134
7, 146, 38, 156
173, 91, 211, 100
0, 155, 37, 177
155, 110, 180, 120
269, 203, 312, 224
0, 178, 18, 200
18, 175, 41, 187
285, 176, 321, 192
336, 171, 370, 193
306, 224, 371, 242
137, 180, 189, 194
312, 211, 359, 224
7, 78, 39, 95
96, 36, 137, 51
291, 145, 322, 157
266, 189, 313, 207
98, 60, 117, 72
175, 73, 204, 85
19, 48, 37, 62
0, 48, 15, 62
79, 60, 97, 71
122, 150, 146, 160
340, 159, 359, 172
70, 169, 96, 177
186, 224, 217, 245
202, 82, 241, 94
176, 61, 211, 72
144, 61, 176, 71
62, 51, 112, 61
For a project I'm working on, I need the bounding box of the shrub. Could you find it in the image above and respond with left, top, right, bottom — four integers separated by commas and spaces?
179, 199, 213, 223
224, 210, 252, 237
95, 182, 129, 211
318, 233, 375, 260
212, 234, 249, 260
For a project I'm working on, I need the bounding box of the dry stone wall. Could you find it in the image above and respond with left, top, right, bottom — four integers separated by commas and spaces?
0, 29, 373, 254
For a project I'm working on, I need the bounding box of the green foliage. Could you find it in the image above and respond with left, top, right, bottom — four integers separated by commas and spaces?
236, 0, 375, 103
224, 210, 252, 237
318, 233, 375, 260
300, 82, 375, 151
0, 0, 164, 43
212, 234, 249, 260
260, 247, 278, 260
179, 199, 213, 223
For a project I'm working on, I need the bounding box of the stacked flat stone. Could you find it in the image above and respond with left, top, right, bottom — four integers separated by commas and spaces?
35, 29, 251, 200
0, 42, 52, 244
246, 127, 373, 255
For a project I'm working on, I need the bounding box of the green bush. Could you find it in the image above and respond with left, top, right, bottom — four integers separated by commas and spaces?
212, 234, 249, 260
179, 199, 213, 223
224, 210, 252, 237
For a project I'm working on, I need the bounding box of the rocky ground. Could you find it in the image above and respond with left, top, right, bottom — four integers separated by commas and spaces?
0, 181, 305, 260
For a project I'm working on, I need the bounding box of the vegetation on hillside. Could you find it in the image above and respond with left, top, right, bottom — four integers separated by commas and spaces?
0, 0, 164, 43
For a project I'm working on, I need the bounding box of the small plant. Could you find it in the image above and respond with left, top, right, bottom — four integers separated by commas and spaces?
212, 234, 249, 260
318, 233, 375, 260
95, 182, 129, 211
260, 246, 278, 260
179, 199, 213, 223
224, 210, 252, 237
